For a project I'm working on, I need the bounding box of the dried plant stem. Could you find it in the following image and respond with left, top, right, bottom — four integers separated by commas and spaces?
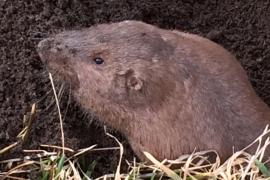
49, 73, 65, 155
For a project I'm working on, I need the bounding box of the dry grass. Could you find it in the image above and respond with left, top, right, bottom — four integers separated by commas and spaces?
1, 124, 270, 180
0, 73, 270, 180
1, 116, 270, 180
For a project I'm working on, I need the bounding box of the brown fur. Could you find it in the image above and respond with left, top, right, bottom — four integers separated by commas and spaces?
37, 20, 270, 162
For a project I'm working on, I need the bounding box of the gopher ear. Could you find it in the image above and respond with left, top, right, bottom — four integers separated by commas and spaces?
127, 75, 143, 91
116, 69, 143, 91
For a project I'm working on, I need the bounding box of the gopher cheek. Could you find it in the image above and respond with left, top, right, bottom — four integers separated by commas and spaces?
69, 71, 80, 90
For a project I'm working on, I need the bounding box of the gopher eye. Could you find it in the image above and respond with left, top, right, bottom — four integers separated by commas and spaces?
93, 57, 104, 65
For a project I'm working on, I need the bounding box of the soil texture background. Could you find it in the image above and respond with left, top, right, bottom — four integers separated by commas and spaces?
0, 0, 270, 177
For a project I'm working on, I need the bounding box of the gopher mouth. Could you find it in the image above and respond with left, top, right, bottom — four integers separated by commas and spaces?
37, 39, 80, 90
46, 65, 80, 91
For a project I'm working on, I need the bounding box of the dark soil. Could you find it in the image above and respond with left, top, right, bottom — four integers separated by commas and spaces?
0, 0, 269, 177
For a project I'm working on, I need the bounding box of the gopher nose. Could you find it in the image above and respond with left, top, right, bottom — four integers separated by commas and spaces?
37, 38, 55, 63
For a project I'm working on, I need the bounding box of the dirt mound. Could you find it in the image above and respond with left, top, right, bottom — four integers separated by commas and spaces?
0, 0, 269, 176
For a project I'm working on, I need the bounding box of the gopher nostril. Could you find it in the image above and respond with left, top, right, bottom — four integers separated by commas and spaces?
56, 45, 62, 52
37, 38, 54, 52
37, 38, 55, 63
38, 38, 54, 49
69, 48, 77, 55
